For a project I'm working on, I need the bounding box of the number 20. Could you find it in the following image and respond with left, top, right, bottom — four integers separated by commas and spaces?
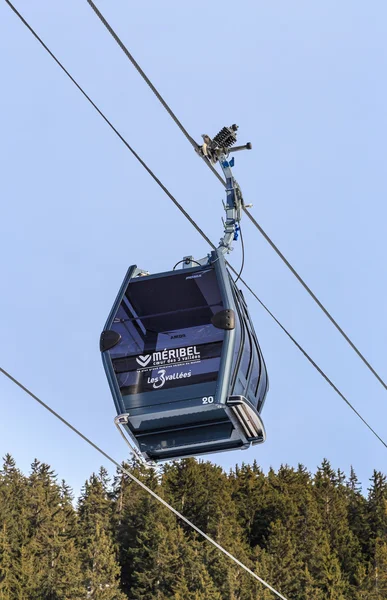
202, 396, 214, 404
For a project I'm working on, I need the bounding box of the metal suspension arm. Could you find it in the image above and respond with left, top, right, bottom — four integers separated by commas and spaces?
195, 125, 252, 259
217, 153, 243, 254
181, 125, 251, 268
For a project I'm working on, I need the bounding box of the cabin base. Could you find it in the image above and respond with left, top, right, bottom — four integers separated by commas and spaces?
114, 395, 265, 463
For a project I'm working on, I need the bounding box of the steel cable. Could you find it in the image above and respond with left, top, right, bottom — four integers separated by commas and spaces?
85, 0, 387, 392
4, 0, 387, 451
0, 365, 290, 600
86, 0, 226, 187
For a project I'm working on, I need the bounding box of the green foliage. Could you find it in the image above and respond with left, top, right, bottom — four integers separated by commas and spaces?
1, 453, 385, 598
0, 456, 84, 599
78, 470, 125, 599
0, 454, 27, 599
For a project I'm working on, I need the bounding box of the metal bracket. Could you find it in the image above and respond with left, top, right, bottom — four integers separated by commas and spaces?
182, 255, 197, 269
135, 268, 150, 277
114, 414, 157, 468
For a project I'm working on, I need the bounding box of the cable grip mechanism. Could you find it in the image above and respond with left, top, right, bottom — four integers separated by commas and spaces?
198, 124, 252, 165
199, 124, 249, 255
180, 124, 252, 265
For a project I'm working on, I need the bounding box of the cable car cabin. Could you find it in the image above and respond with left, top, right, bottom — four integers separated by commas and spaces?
100, 250, 268, 462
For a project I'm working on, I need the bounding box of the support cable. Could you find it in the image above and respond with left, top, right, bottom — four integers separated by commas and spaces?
0, 365, 289, 600
85, 0, 387, 392
85, 0, 225, 189
242, 208, 387, 391
235, 225, 245, 284
4, 0, 387, 451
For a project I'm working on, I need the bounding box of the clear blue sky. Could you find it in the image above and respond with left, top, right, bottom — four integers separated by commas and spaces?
1, 0, 386, 497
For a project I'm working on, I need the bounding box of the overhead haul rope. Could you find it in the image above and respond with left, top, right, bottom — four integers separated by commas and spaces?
85, 0, 225, 188
0, 367, 289, 600
4, 0, 387, 452
85, 0, 387, 393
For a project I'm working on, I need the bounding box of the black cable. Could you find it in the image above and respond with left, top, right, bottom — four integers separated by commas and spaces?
0, 367, 289, 600
234, 225, 245, 284
85, 0, 226, 188
85, 0, 387, 392
173, 258, 202, 270
235, 278, 387, 451
3, 0, 208, 250
85, 0, 195, 150
4, 0, 387, 451
242, 208, 387, 391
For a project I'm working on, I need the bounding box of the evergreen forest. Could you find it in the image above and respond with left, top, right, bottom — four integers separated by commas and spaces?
1, 454, 387, 599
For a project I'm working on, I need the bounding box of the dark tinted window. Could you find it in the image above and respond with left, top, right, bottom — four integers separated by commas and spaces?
240, 317, 251, 379
248, 337, 260, 398
108, 268, 225, 395
229, 280, 243, 386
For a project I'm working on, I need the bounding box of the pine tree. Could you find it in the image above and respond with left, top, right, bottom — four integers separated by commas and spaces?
371, 538, 387, 598
85, 521, 126, 599
78, 470, 125, 599
367, 471, 387, 555
163, 458, 230, 536
112, 459, 161, 595
129, 500, 179, 599
51, 480, 84, 599
322, 549, 348, 600
23, 459, 84, 599
362, 493, 387, 599
163, 458, 256, 600
78, 470, 113, 536
172, 577, 192, 600
264, 519, 303, 598
0, 454, 28, 599
301, 566, 325, 600
0, 522, 20, 599
230, 461, 266, 546
347, 467, 368, 550
3, 450, 387, 597
250, 545, 276, 600
112, 459, 202, 599
314, 459, 361, 592
171, 531, 222, 600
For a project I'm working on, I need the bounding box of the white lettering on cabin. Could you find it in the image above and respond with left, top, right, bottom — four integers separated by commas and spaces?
136, 345, 201, 368
147, 369, 192, 389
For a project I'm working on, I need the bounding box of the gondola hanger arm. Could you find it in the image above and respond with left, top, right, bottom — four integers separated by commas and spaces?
188, 124, 252, 266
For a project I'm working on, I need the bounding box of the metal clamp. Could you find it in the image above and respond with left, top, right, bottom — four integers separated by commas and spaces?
114, 414, 157, 468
